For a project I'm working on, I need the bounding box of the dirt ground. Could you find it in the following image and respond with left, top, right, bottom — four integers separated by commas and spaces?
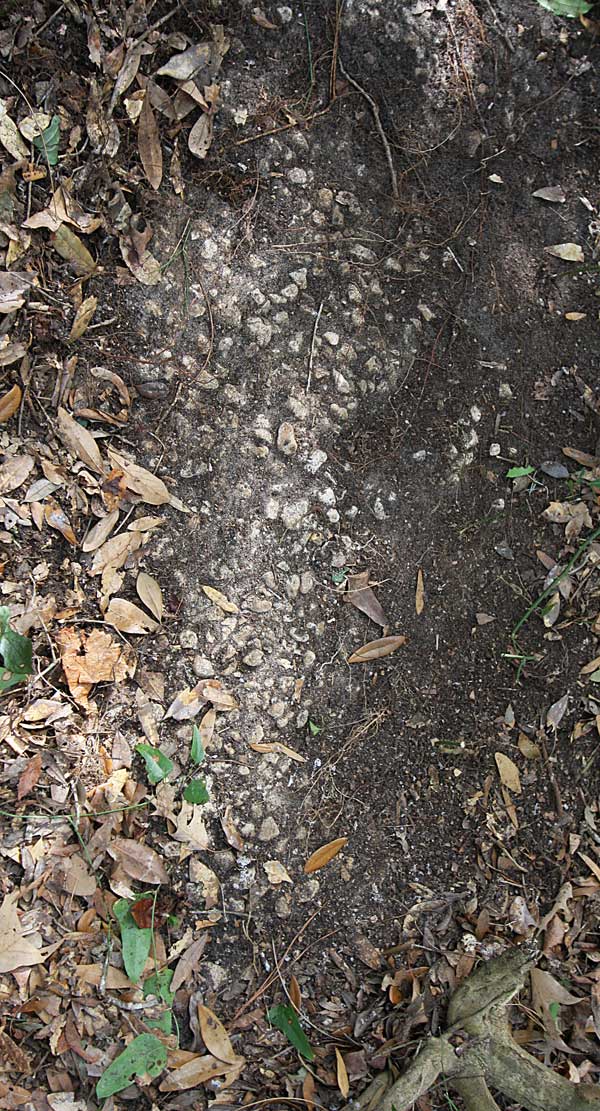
1, 0, 600, 1107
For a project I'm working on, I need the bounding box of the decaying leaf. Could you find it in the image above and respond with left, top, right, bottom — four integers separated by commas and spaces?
52, 224, 96, 275
494, 752, 522, 794
159, 1054, 232, 1092
107, 837, 169, 884
138, 92, 163, 190
201, 584, 239, 613
530, 968, 580, 1037
0, 455, 34, 495
104, 598, 159, 635
45, 500, 78, 547
171, 934, 209, 992
197, 707, 216, 751
91, 529, 142, 576
544, 242, 584, 263
263, 860, 293, 885
415, 568, 425, 615
347, 635, 407, 664
0, 893, 48, 973
197, 1005, 238, 1064
136, 572, 164, 622
335, 1048, 350, 1099
304, 837, 348, 874
17, 753, 42, 800
221, 805, 244, 851
173, 801, 210, 850
165, 680, 236, 721
0, 272, 36, 313
188, 112, 213, 159
82, 509, 120, 553
189, 860, 219, 908
57, 406, 104, 473
532, 185, 566, 203
249, 740, 306, 762
343, 571, 388, 627
547, 693, 569, 732
68, 295, 98, 342
107, 448, 170, 504
0, 384, 22, 422
55, 626, 131, 706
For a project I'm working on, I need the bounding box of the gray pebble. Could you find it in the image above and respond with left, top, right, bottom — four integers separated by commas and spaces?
277, 422, 298, 456
243, 649, 264, 668
258, 816, 280, 841
192, 655, 215, 678
180, 629, 198, 649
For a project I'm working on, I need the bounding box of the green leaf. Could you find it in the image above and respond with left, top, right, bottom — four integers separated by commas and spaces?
183, 777, 209, 805
267, 1003, 314, 1061
549, 1000, 561, 1022
32, 114, 61, 165
331, 568, 347, 585
113, 899, 152, 983
143, 968, 174, 1034
190, 723, 205, 765
0, 668, 30, 694
0, 607, 33, 676
506, 465, 535, 479
589, 669, 600, 683
536, 0, 591, 14
135, 743, 173, 785
96, 1033, 167, 1099
307, 720, 321, 736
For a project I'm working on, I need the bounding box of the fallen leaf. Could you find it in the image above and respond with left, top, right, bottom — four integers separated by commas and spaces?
289, 974, 301, 1010
198, 707, 216, 750
0, 893, 47, 972
517, 732, 541, 760
165, 680, 236, 720
198, 1005, 238, 1063
0, 110, 29, 159
544, 242, 584, 263
173, 801, 210, 850
0, 455, 34, 495
547, 693, 569, 732
138, 92, 163, 190
108, 837, 169, 884
107, 448, 170, 505
76, 964, 132, 989
565, 312, 587, 321
0, 385, 22, 422
82, 510, 120, 553
304, 837, 348, 874
201, 584, 238, 613
56, 626, 130, 706
343, 571, 388, 627
263, 860, 293, 885
56, 407, 103, 473
189, 860, 219, 908
0, 340, 27, 366
171, 934, 209, 992
17, 753, 42, 799
91, 530, 142, 576
347, 635, 407, 664
530, 968, 579, 1037
0, 272, 36, 313
57, 854, 96, 897
104, 598, 159, 635
51, 225, 96, 275
532, 185, 566, 203
159, 1054, 232, 1092
136, 572, 164, 622
157, 42, 212, 81
494, 752, 521, 794
415, 569, 425, 615
68, 296, 98, 341
44, 501, 78, 547
188, 112, 213, 159
335, 1048, 350, 1099
221, 805, 244, 851
249, 740, 306, 762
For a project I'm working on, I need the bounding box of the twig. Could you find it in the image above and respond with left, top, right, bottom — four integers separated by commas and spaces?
306, 300, 323, 393
336, 53, 399, 203
231, 909, 319, 1024
234, 106, 332, 147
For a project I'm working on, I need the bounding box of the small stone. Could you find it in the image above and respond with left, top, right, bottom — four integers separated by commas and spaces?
327, 508, 340, 523
249, 723, 264, 743
258, 816, 280, 841
317, 188, 333, 209
275, 894, 292, 917
245, 594, 273, 613
281, 283, 298, 300
372, 497, 387, 521
470, 405, 482, 423
243, 648, 264, 668
489, 443, 501, 457
300, 571, 314, 594
304, 650, 316, 667
277, 5, 293, 21
180, 629, 198, 649
332, 369, 351, 393
499, 382, 514, 400
290, 268, 307, 289
277, 422, 298, 456
192, 655, 215, 678
412, 450, 427, 462
418, 302, 435, 322
318, 487, 336, 508
246, 317, 272, 347
287, 167, 307, 185
305, 449, 327, 473
324, 331, 339, 346
268, 701, 286, 720
286, 574, 301, 600
281, 498, 309, 529
297, 878, 320, 903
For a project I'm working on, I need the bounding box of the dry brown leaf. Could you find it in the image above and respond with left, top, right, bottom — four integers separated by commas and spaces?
138, 91, 163, 190
82, 509, 120, 553
165, 680, 236, 721
104, 598, 159, 635
565, 312, 587, 321
189, 860, 219, 908
289, 974, 301, 1011
0, 272, 35, 313
517, 732, 541, 760
136, 571, 164, 622
347, 635, 407, 664
530, 968, 579, 1037
532, 185, 565, 203
107, 448, 170, 504
252, 6, 278, 28
304, 837, 348, 874
415, 568, 425, 615
221, 805, 244, 851
17, 754, 41, 800
188, 112, 213, 159
91, 529, 142, 576
335, 1048, 350, 1099
68, 295, 97, 342
44, 500, 78, 546
0, 384, 22, 422
108, 837, 168, 884
56, 407, 103, 473
578, 851, 600, 883
198, 707, 216, 750
52, 225, 96, 275
119, 227, 161, 286
173, 802, 210, 850
56, 627, 130, 706
0, 340, 27, 366
159, 1054, 231, 1092
249, 740, 305, 762
544, 242, 584, 263
0, 893, 47, 973
0, 454, 34, 495
547, 693, 569, 732
57, 854, 96, 897
171, 934, 209, 992
76, 964, 132, 989
197, 1005, 238, 1064
494, 752, 521, 794
201, 584, 238, 613
136, 687, 161, 746
343, 571, 388, 627
263, 860, 293, 885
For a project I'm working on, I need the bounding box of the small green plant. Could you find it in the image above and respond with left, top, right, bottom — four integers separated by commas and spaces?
536, 0, 591, 14
33, 114, 60, 166
135, 724, 210, 804
96, 1033, 167, 1100
0, 607, 33, 694
113, 898, 153, 982
135, 743, 173, 785
267, 1003, 314, 1060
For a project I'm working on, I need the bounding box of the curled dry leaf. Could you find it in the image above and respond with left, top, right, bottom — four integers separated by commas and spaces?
197, 1005, 238, 1064
159, 1054, 232, 1092
171, 934, 208, 992
44, 501, 78, 547
104, 598, 159, 635
335, 1048, 350, 1100
82, 509, 120, 553
136, 571, 164, 622
68, 295, 97, 342
494, 752, 521, 794
347, 635, 407, 664
165, 680, 236, 721
263, 860, 293, 885
198, 707, 216, 750
107, 448, 170, 505
138, 91, 163, 190
415, 569, 425, 615
344, 570, 388, 627
107, 837, 169, 884
304, 837, 348, 874
201, 584, 238, 613
0, 384, 22, 422
249, 740, 305, 762
544, 242, 584, 263
57, 406, 103, 473
221, 805, 244, 851
0, 454, 34, 495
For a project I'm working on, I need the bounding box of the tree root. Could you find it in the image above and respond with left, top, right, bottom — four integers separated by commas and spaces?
346, 945, 600, 1111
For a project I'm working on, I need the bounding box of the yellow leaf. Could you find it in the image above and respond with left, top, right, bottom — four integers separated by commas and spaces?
415, 568, 425, 615
197, 1005, 238, 1064
68, 295, 98, 341
136, 571, 164, 622
304, 837, 348, 874
347, 635, 407, 664
494, 752, 521, 794
335, 1048, 349, 1099
201, 584, 239, 613
0, 384, 22, 422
